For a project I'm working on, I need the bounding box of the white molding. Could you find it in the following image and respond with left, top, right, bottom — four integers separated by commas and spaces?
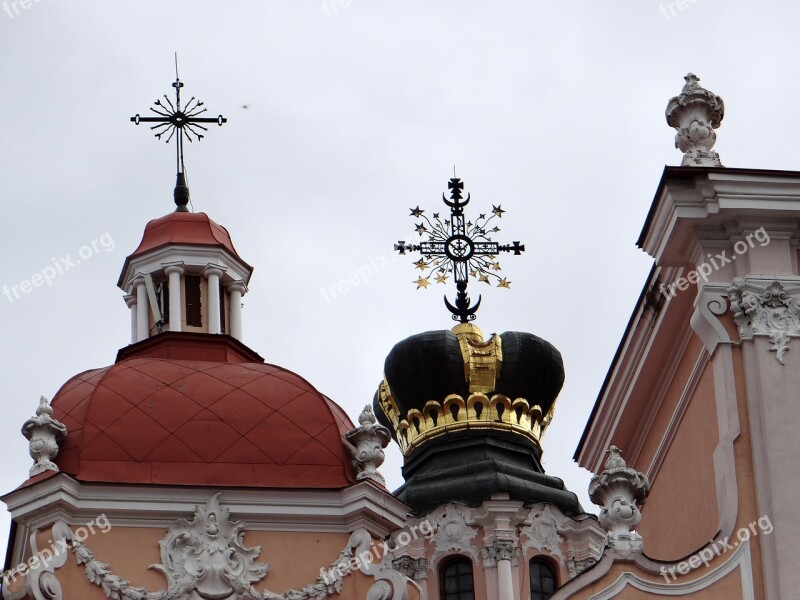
2, 475, 409, 536
690, 286, 732, 356
688, 285, 741, 541
587, 538, 753, 599
120, 244, 252, 292
740, 341, 780, 600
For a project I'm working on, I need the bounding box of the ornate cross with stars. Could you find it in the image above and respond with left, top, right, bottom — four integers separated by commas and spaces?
395, 177, 525, 323
130, 63, 227, 210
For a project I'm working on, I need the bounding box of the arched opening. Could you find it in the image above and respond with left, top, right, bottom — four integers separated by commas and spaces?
439, 556, 475, 600
529, 557, 557, 600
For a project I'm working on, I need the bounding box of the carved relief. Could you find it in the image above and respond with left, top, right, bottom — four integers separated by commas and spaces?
18, 495, 413, 600
151, 493, 268, 599
481, 540, 520, 568
430, 504, 478, 564
567, 557, 598, 578
729, 279, 800, 364
391, 556, 428, 582
521, 505, 564, 560
21, 396, 67, 477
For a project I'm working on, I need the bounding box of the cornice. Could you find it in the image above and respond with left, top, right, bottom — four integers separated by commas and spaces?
2, 475, 409, 535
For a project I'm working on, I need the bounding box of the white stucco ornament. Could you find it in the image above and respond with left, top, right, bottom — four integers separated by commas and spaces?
151, 493, 268, 599
13, 494, 414, 600
21, 396, 67, 477
345, 404, 391, 485
481, 540, 520, 568
521, 504, 564, 559
666, 73, 724, 167
588, 446, 649, 554
430, 504, 479, 563
729, 279, 800, 364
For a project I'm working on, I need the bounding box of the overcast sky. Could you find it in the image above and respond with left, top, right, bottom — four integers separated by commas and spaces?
2, 0, 799, 560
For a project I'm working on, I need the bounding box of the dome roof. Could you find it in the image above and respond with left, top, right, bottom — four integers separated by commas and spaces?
128, 211, 248, 263
51, 345, 357, 488
374, 325, 578, 514
379, 328, 564, 437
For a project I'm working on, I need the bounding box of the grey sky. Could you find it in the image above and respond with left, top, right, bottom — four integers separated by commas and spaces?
2, 0, 797, 562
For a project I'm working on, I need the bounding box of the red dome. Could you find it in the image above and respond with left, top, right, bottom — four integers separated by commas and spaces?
50, 339, 357, 488
126, 211, 249, 263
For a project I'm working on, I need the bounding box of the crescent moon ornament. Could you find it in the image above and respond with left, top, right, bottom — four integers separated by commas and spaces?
394, 176, 525, 323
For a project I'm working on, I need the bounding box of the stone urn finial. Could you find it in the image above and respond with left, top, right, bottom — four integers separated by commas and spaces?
589, 446, 649, 554
21, 396, 67, 477
666, 73, 725, 167
345, 405, 391, 485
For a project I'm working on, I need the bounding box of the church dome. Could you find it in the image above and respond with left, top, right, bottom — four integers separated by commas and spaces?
132, 211, 243, 259
118, 211, 251, 287
375, 324, 565, 456
374, 323, 577, 514
381, 329, 564, 427
50, 335, 357, 488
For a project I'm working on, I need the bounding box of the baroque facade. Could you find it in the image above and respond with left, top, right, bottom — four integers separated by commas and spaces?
1, 73, 794, 600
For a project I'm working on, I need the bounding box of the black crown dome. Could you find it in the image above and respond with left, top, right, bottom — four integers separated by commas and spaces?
378, 329, 564, 433
373, 324, 578, 514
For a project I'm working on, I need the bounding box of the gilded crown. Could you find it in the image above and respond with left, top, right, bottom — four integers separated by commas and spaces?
374, 323, 564, 457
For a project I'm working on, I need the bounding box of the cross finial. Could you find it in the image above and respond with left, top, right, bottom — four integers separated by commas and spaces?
131, 61, 228, 212
394, 175, 525, 322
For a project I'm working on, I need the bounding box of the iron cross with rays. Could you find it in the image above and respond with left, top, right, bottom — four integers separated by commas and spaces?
130, 64, 227, 211
395, 177, 525, 323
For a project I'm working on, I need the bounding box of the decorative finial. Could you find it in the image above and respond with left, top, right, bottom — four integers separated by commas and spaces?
394, 176, 525, 323
345, 405, 391, 485
604, 445, 626, 470
666, 73, 724, 167
21, 396, 67, 477
130, 60, 228, 212
588, 445, 649, 554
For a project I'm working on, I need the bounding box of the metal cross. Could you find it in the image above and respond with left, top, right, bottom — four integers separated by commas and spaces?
130, 66, 227, 179
395, 177, 525, 323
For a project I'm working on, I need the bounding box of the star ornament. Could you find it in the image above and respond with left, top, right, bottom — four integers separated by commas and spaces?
415, 223, 427, 236
492, 262, 502, 271
497, 278, 511, 288
435, 273, 449, 284
414, 276, 431, 289
410, 206, 424, 218
492, 204, 505, 218
413, 258, 428, 271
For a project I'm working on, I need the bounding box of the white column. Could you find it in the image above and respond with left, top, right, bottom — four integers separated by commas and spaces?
124, 294, 137, 344
227, 282, 245, 341
497, 557, 514, 600
164, 264, 184, 332
204, 266, 224, 335
135, 277, 149, 342
488, 541, 516, 600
